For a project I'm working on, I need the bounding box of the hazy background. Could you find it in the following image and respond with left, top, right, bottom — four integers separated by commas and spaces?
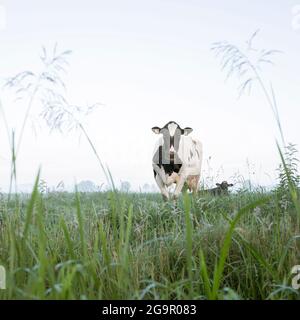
1, 0, 300, 192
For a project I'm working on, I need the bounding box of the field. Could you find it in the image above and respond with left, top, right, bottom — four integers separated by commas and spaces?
0, 29, 299, 300
0, 182, 299, 300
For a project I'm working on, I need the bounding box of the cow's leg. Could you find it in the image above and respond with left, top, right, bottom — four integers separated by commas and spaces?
187, 175, 200, 194
196, 175, 200, 191
152, 164, 167, 184
155, 174, 169, 201
173, 172, 188, 200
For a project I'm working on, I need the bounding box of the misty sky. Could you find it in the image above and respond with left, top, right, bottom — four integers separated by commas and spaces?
1, 0, 300, 191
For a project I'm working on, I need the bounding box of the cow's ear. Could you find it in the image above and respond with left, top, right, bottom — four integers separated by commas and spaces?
216, 183, 221, 187
152, 127, 161, 134
183, 127, 193, 135
229, 184, 234, 187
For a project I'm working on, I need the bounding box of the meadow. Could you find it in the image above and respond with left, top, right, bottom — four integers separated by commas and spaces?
0, 180, 299, 299
1, 32, 300, 300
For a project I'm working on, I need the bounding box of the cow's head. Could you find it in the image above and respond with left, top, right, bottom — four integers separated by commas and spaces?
216, 181, 234, 191
152, 121, 192, 159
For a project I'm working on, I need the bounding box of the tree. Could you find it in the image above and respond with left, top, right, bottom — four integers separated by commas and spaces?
76, 180, 97, 192
120, 181, 131, 192
142, 183, 150, 193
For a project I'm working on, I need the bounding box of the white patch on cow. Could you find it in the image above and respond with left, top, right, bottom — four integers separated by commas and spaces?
176, 136, 202, 174
168, 122, 178, 136
170, 145, 175, 153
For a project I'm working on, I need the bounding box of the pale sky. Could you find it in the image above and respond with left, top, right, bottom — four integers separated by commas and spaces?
1, 0, 300, 192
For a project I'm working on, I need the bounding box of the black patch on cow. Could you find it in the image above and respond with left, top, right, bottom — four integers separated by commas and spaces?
170, 135, 174, 148
153, 146, 182, 178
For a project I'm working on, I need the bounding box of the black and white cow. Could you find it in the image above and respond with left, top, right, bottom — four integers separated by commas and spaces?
152, 121, 203, 200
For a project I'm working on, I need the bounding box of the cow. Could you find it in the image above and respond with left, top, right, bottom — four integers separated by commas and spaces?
152, 121, 203, 200
203, 181, 234, 196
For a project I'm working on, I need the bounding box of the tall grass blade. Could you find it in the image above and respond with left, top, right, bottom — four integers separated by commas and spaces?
211, 197, 269, 299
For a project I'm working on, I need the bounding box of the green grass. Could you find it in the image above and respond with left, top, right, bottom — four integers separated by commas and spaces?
0, 184, 299, 300
1, 36, 299, 300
